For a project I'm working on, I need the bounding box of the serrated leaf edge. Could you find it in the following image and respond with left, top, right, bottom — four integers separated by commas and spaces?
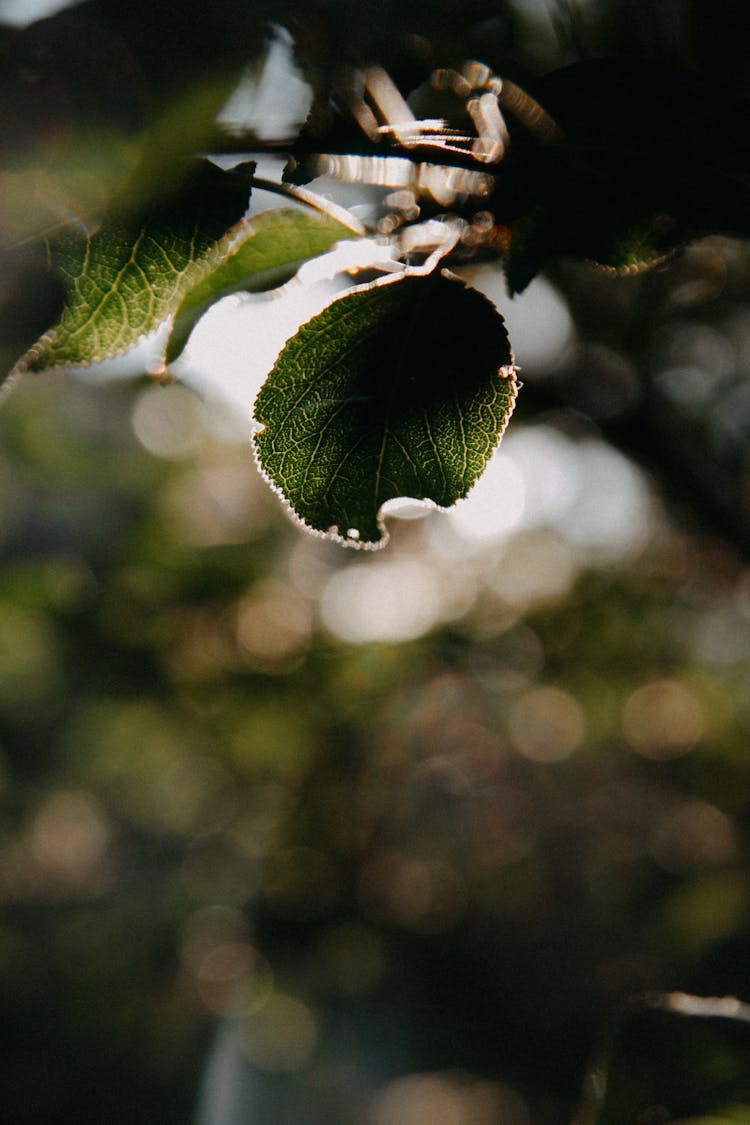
12, 215, 256, 380
251, 267, 520, 550
10, 207, 356, 383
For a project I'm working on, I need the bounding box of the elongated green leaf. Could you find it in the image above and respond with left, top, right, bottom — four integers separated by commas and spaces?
165, 208, 357, 365
18, 162, 249, 375
15, 162, 357, 379
253, 269, 518, 547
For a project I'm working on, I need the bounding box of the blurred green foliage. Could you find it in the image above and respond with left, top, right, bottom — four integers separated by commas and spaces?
3, 230, 750, 1121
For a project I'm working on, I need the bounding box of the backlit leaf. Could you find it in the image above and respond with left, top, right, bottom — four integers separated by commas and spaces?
18, 162, 249, 376
253, 269, 518, 547
14, 163, 357, 379
165, 208, 357, 365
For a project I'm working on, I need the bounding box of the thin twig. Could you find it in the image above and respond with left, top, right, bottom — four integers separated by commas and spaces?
0, 365, 28, 411
248, 175, 368, 236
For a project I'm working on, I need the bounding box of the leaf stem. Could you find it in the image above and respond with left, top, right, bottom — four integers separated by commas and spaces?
248, 176, 368, 237
0, 365, 28, 411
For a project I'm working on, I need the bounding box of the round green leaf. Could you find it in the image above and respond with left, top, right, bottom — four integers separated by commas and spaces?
252, 269, 519, 547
